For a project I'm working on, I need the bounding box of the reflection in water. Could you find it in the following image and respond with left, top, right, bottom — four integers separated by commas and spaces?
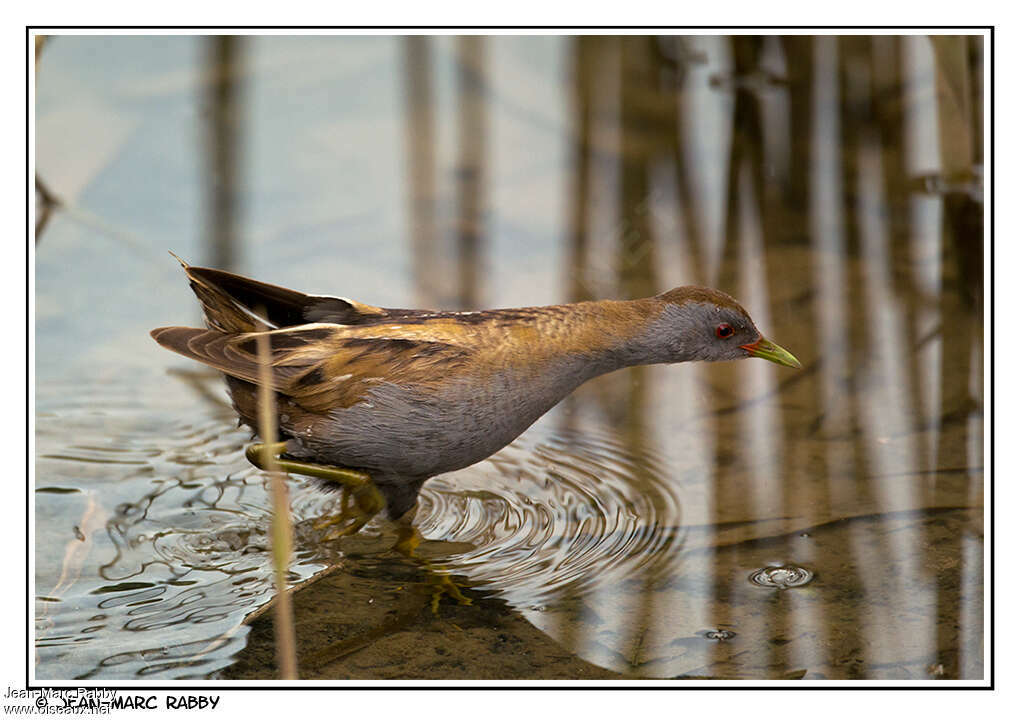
551, 34, 982, 678
403, 37, 443, 309
455, 36, 487, 309
34, 34, 985, 680
203, 36, 244, 271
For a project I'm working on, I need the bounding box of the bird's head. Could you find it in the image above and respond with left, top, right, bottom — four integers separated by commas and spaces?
632, 286, 801, 369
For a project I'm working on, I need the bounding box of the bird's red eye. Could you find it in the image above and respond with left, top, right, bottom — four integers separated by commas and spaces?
716, 323, 734, 339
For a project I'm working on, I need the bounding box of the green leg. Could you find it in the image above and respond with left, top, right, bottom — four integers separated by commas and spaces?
245, 442, 385, 539
246, 442, 470, 610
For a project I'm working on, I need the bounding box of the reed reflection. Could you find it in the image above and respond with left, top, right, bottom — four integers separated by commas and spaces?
548, 34, 982, 678
455, 36, 487, 309
403, 36, 489, 310
203, 36, 243, 272
929, 35, 984, 677
403, 37, 444, 308
558, 36, 677, 670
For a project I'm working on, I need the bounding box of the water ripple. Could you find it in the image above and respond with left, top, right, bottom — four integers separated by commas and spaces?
416, 429, 686, 607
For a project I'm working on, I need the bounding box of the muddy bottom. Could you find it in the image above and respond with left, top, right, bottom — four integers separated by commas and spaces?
219, 552, 618, 680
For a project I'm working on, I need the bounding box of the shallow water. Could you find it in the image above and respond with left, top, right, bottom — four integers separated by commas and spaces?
34, 34, 985, 680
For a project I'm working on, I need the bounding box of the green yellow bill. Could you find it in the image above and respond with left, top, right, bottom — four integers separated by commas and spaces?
741, 336, 802, 369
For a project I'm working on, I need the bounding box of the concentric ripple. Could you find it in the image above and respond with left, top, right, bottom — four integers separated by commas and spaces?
749, 565, 814, 589
415, 429, 687, 608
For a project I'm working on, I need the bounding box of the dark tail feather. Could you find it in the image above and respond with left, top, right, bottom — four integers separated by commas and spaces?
167, 253, 390, 330
185, 266, 318, 330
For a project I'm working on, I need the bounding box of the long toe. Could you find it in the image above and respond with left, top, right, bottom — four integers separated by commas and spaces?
429, 571, 473, 613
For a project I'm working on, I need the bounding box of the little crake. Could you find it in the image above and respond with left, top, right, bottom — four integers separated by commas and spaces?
152, 259, 800, 528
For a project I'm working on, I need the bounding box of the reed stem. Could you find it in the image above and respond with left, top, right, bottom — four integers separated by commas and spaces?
255, 324, 298, 680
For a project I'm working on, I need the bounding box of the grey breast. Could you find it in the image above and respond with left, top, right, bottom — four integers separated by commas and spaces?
289, 359, 595, 478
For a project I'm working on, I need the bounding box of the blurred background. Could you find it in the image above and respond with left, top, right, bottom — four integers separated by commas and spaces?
34, 33, 985, 680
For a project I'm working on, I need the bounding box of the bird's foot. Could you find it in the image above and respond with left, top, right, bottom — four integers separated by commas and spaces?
428, 572, 473, 613
311, 489, 373, 541
245, 442, 385, 540
394, 524, 422, 557
393, 525, 472, 613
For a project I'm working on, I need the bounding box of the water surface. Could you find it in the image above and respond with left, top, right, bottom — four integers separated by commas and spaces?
34, 34, 986, 680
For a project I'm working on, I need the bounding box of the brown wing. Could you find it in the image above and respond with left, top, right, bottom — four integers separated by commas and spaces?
151, 324, 471, 412
169, 254, 557, 335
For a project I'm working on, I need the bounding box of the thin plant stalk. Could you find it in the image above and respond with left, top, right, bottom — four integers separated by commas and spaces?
255, 326, 298, 680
